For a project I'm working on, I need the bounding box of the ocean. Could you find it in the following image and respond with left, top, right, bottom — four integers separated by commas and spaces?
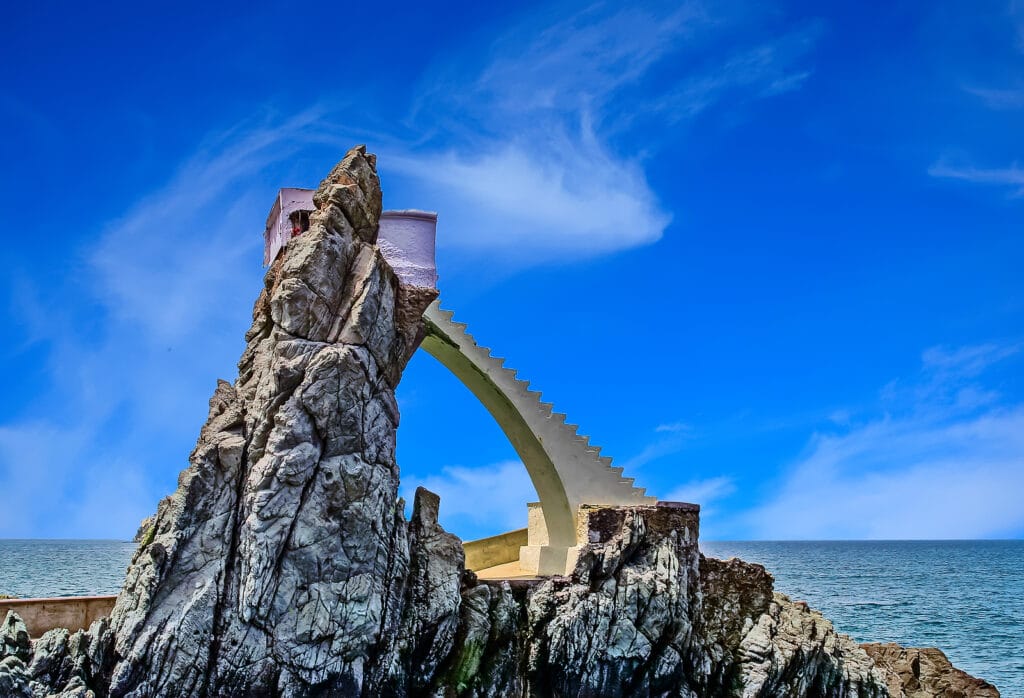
1, 539, 1020, 695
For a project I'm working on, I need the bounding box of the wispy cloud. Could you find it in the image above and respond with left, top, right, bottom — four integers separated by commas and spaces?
964, 85, 1024, 109
385, 132, 669, 259
618, 421, 698, 472
653, 26, 820, 123
928, 161, 1024, 196
388, 1, 820, 261
743, 343, 1024, 539
655, 422, 693, 433
468, 3, 707, 119
0, 112, 353, 537
90, 110, 338, 340
664, 475, 735, 505
664, 475, 735, 534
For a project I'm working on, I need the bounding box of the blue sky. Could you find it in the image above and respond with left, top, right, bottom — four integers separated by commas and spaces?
1, 0, 1021, 541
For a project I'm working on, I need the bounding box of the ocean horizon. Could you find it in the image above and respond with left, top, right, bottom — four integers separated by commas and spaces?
2, 538, 1020, 694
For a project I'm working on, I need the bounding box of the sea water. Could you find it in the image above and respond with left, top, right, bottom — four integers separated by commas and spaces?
1, 540, 136, 598
1, 539, 1020, 694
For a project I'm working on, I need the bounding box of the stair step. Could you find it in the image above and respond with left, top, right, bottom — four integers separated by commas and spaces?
427, 298, 656, 510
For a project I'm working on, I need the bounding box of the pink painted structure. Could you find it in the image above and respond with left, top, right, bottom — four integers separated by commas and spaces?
263, 188, 438, 291
263, 188, 315, 266
377, 210, 438, 288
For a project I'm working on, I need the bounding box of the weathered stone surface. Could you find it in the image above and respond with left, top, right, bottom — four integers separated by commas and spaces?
94, 145, 435, 697
424, 505, 888, 698
736, 593, 884, 697
16, 146, 998, 697
1, 610, 31, 663
365, 487, 465, 697
862, 643, 1000, 697
27, 617, 112, 697
0, 655, 33, 698
132, 516, 155, 544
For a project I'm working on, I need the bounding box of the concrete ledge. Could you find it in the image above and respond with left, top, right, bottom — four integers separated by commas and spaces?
655, 501, 701, 512
0, 595, 116, 637
463, 528, 528, 571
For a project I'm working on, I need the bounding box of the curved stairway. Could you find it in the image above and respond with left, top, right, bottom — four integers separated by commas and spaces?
420, 300, 655, 574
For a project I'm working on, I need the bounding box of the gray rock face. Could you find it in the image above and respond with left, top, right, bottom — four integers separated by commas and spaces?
429, 505, 890, 698
132, 516, 154, 545
97, 145, 438, 696
1, 611, 31, 663
7, 146, 999, 697
862, 643, 1000, 698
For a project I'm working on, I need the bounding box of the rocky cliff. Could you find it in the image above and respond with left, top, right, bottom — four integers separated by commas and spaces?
0, 147, 999, 697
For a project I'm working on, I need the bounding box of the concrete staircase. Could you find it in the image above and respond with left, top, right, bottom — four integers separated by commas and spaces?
421, 301, 655, 574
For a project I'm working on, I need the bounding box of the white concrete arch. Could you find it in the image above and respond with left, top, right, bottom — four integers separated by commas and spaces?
420, 301, 655, 575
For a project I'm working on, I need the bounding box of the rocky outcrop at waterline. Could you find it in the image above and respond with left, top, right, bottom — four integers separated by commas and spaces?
131, 517, 154, 545
861, 644, 1000, 698
0, 147, 999, 697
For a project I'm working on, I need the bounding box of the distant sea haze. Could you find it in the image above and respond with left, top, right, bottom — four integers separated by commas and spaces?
1, 539, 1020, 695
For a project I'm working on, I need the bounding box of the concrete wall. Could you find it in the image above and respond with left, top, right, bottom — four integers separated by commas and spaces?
463, 528, 529, 572
0, 595, 116, 637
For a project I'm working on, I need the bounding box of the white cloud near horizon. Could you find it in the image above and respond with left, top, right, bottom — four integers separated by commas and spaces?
400, 460, 536, 539
664, 475, 736, 536
743, 343, 1024, 539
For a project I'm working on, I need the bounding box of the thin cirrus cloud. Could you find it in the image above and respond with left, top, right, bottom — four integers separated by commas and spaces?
386, 1, 820, 261
931, 7, 1023, 197
664, 476, 736, 507
963, 85, 1024, 110
651, 28, 819, 124
0, 112, 352, 537
928, 162, 1024, 196
743, 343, 1024, 540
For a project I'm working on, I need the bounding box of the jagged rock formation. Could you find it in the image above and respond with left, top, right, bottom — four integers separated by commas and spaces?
428, 505, 888, 698
862, 644, 1000, 698
99, 145, 437, 696
0, 147, 999, 697
131, 517, 155, 545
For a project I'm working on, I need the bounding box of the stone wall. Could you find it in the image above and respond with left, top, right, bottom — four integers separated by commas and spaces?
0, 597, 115, 638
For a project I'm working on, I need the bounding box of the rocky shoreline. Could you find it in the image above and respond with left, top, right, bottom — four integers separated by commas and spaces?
0, 147, 1000, 697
